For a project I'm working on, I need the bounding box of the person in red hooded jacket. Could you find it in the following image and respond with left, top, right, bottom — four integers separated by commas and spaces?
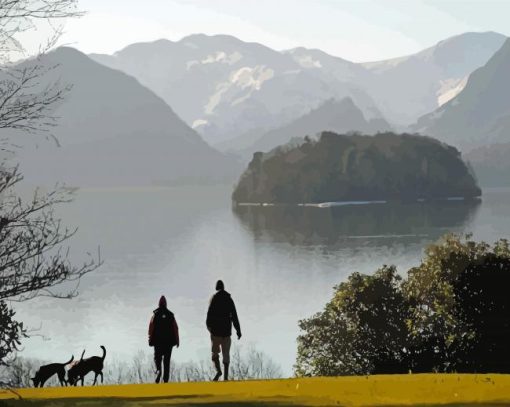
148, 295, 179, 383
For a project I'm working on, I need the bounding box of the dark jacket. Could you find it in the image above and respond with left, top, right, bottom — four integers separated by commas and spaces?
148, 307, 180, 348
206, 289, 241, 337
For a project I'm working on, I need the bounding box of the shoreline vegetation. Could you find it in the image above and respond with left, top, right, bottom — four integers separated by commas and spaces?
232, 132, 481, 205
235, 196, 481, 207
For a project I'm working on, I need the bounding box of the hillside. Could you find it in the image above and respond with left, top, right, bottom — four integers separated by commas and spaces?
360, 31, 506, 124
232, 132, 481, 204
14, 47, 240, 187
227, 98, 391, 159
413, 38, 510, 151
465, 143, 510, 186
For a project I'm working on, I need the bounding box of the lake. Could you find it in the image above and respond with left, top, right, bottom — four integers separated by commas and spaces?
12, 186, 510, 377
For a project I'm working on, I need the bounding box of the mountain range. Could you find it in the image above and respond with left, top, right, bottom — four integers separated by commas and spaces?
90, 34, 386, 146
8, 31, 510, 187
90, 32, 506, 148
14, 47, 240, 187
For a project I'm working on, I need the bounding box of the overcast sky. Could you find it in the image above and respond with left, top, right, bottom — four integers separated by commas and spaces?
54, 0, 510, 62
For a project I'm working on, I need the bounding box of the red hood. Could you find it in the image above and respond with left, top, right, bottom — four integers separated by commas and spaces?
159, 295, 167, 308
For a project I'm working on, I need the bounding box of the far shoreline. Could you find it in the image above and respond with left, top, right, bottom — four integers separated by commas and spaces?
234, 196, 483, 208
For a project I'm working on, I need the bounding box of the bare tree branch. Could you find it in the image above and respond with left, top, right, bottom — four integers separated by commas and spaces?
0, 0, 83, 61
0, 0, 101, 369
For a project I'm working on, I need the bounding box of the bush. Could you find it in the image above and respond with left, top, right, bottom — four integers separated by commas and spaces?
296, 234, 510, 375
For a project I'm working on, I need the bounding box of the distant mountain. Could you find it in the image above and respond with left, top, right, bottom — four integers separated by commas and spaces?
15, 47, 240, 187
90, 34, 386, 145
294, 32, 507, 125
90, 32, 506, 148
465, 143, 510, 187
223, 98, 391, 160
232, 132, 481, 204
413, 38, 510, 152
285, 47, 367, 84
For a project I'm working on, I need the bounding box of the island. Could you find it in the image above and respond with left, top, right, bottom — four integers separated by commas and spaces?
232, 132, 482, 204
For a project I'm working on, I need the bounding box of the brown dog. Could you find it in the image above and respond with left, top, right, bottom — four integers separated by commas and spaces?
67, 346, 106, 386
31, 355, 74, 387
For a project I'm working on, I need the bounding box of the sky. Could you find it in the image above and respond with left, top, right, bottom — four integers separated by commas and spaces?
45, 0, 510, 62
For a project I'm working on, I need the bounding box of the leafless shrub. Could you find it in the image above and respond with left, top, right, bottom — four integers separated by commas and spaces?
4, 346, 283, 387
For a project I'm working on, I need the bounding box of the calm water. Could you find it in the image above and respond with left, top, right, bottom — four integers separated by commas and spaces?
12, 186, 510, 376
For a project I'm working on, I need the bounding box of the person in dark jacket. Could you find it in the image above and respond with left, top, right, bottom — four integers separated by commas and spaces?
206, 280, 241, 381
148, 295, 179, 383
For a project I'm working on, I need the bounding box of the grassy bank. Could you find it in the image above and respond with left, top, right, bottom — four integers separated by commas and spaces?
2, 374, 510, 406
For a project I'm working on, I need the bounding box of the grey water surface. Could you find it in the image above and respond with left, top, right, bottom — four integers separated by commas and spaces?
13, 186, 510, 376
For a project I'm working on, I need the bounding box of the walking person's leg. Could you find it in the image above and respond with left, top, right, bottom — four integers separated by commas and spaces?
154, 347, 163, 383
163, 346, 172, 383
221, 337, 232, 381
211, 335, 222, 381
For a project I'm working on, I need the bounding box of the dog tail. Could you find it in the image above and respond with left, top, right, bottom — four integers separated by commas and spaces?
79, 349, 85, 361
100, 345, 106, 361
63, 355, 74, 366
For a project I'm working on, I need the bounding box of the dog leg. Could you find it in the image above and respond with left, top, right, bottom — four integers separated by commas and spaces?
100, 372, 103, 384
93, 373, 98, 386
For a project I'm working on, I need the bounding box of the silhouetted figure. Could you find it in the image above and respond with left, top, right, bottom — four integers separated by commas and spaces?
148, 295, 179, 383
206, 280, 241, 381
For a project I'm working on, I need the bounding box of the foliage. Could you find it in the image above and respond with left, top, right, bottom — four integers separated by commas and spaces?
0, 302, 25, 367
232, 132, 481, 204
403, 235, 510, 373
296, 266, 410, 376
296, 234, 510, 375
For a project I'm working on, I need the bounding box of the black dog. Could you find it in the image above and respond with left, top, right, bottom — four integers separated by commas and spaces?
31, 355, 74, 387
68, 346, 106, 386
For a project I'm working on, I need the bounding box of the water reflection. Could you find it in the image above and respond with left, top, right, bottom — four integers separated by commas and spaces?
233, 199, 482, 248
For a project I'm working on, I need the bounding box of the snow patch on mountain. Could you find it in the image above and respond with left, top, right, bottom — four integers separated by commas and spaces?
192, 119, 208, 128
437, 76, 468, 106
204, 66, 275, 114
294, 54, 322, 68
201, 51, 243, 65
231, 66, 274, 90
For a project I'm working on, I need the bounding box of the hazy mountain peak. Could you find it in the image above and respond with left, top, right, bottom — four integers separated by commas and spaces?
15, 46, 240, 186
358, 31, 507, 124
412, 37, 510, 151
112, 38, 176, 56
433, 31, 505, 49
89, 31, 507, 145
48, 45, 91, 62
230, 96, 391, 159
286, 46, 353, 63
364, 31, 506, 67
180, 33, 245, 44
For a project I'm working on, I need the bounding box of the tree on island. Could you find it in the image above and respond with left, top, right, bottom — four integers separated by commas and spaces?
295, 234, 510, 376
0, 0, 100, 371
233, 132, 481, 204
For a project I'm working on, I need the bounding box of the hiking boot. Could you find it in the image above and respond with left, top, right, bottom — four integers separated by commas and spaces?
223, 363, 229, 381
212, 357, 222, 382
